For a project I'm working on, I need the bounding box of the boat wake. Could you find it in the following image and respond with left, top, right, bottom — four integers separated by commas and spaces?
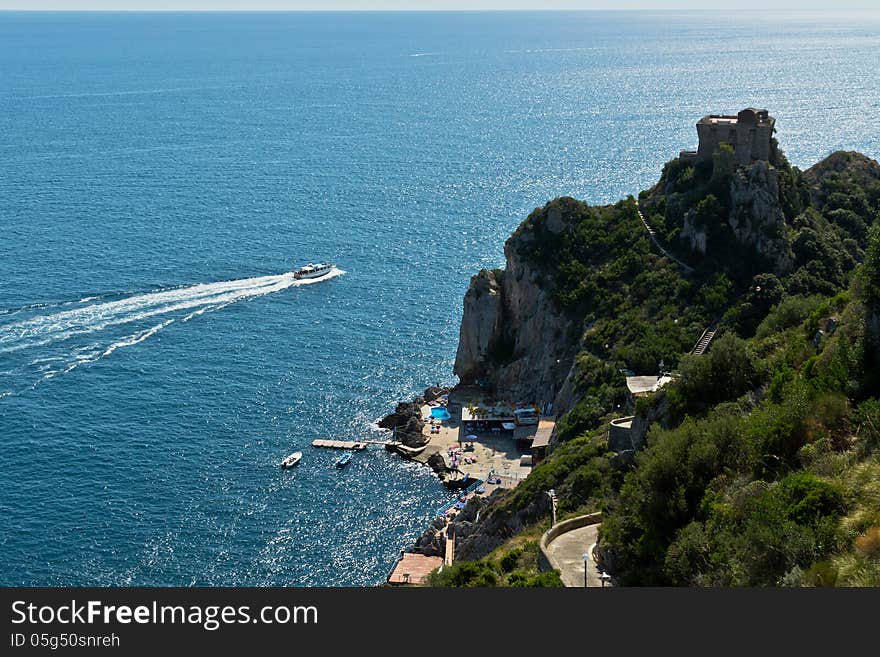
0, 267, 345, 397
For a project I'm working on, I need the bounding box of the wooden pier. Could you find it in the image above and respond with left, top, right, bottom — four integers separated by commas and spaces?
311, 439, 391, 450
311, 439, 367, 450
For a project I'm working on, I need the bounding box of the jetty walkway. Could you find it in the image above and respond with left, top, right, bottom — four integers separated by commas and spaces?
311, 439, 390, 450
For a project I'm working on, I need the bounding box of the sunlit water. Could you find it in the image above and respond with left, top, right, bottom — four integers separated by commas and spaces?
1, 10, 878, 585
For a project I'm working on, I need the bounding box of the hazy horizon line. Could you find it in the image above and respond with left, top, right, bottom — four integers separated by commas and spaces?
2, 7, 877, 11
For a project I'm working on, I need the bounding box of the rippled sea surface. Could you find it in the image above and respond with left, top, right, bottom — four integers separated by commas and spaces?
1, 11, 878, 585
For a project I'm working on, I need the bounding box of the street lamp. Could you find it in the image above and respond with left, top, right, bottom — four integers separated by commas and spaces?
582, 553, 590, 588
546, 489, 557, 527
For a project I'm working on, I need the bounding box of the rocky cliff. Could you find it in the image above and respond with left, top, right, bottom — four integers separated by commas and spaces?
453, 206, 580, 414
727, 160, 794, 274
433, 113, 880, 583
646, 148, 802, 279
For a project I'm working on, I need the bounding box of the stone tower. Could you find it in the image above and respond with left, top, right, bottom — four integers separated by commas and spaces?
680, 108, 775, 166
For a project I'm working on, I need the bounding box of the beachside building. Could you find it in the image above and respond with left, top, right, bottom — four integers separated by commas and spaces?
528, 418, 556, 465
680, 108, 775, 166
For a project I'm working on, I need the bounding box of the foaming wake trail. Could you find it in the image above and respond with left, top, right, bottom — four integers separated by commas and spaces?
0, 268, 345, 354
0, 268, 345, 395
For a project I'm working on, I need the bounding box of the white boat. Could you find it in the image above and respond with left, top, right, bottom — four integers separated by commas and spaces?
293, 263, 334, 280
281, 451, 303, 468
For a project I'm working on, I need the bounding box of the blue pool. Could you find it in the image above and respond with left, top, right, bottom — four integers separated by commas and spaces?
430, 407, 451, 421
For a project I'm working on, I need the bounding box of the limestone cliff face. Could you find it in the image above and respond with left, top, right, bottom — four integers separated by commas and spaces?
680, 214, 707, 255
727, 160, 794, 274
677, 160, 793, 272
453, 208, 579, 412
452, 269, 503, 384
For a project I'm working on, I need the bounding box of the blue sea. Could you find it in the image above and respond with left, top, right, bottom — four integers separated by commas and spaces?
1, 11, 878, 586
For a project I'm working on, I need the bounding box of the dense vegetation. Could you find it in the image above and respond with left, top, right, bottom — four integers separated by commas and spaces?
511, 196, 722, 441
428, 525, 564, 588
437, 147, 880, 587
602, 246, 880, 585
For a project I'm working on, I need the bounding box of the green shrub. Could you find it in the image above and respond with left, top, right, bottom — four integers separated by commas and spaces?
674, 332, 756, 416
500, 549, 522, 573
517, 570, 564, 587
755, 295, 824, 340
803, 560, 839, 587
429, 561, 499, 587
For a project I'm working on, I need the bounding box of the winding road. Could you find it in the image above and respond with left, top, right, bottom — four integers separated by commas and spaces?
544, 523, 607, 587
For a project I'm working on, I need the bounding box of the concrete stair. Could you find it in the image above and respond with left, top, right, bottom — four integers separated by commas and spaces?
691, 328, 716, 355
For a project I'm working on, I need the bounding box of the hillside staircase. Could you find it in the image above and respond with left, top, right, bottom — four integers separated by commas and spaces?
634, 201, 695, 274
691, 326, 717, 355
444, 530, 455, 567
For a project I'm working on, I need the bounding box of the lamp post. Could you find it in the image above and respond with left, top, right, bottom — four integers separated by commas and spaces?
546, 489, 557, 527
582, 553, 590, 588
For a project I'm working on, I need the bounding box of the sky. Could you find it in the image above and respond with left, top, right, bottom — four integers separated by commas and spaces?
0, 1, 878, 10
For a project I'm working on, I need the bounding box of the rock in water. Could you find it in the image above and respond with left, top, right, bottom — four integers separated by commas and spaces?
410, 524, 445, 557
398, 416, 427, 448
426, 452, 448, 474
377, 400, 423, 430
423, 385, 451, 403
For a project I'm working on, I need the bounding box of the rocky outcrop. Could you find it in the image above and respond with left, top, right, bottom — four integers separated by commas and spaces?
453, 205, 580, 414
378, 399, 426, 447
453, 269, 504, 384
378, 400, 423, 430
426, 452, 448, 475
423, 385, 451, 403
410, 516, 447, 557
727, 160, 794, 274
449, 489, 552, 561
680, 213, 708, 255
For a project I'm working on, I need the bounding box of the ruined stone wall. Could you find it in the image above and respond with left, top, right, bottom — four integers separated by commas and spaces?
695, 120, 773, 165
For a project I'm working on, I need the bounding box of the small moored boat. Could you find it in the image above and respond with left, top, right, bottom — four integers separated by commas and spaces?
293, 263, 334, 280
335, 450, 354, 468
281, 451, 303, 468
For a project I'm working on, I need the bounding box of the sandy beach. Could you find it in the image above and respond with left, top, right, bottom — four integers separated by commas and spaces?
412, 396, 533, 483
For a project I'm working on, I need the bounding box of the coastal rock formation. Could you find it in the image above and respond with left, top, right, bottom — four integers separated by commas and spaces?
453, 269, 503, 384
377, 400, 423, 430
727, 160, 794, 274
453, 215, 578, 413
410, 516, 447, 557
378, 386, 451, 450
426, 452, 448, 475
423, 385, 451, 403
436, 110, 880, 586
449, 489, 551, 561
398, 417, 428, 448
378, 399, 427, 447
